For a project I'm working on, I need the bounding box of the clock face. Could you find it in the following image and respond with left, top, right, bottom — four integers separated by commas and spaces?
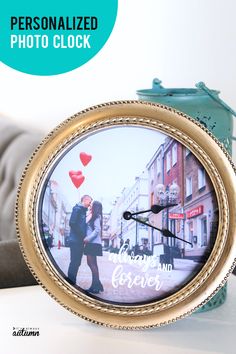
39, 126, 219, 305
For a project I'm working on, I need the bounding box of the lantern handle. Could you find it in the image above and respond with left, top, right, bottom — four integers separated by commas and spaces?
196, 82, 236, 141
196, 82, 236, 117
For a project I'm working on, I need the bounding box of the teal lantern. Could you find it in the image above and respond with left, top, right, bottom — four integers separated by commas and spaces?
137, 78, 236, 312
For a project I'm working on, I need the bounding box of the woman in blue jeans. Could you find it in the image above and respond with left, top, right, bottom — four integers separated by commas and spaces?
84, 201, 104, 294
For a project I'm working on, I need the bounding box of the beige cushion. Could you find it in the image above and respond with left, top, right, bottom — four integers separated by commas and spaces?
0, 119, 43, 288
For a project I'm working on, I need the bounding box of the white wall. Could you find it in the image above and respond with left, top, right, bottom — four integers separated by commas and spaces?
1, 0, 236, 154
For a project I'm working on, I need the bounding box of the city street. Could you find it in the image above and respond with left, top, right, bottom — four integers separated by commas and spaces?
50, 246, 203, 304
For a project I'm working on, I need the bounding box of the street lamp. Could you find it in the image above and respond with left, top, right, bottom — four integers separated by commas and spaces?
169, 183, 180, 204
155, 183, 180, 205
154, 183, 181, 266
155, 183, 180, 242
155, 184, 166, 205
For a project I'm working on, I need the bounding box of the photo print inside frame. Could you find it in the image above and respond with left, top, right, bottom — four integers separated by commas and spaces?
39, 126, 219, 305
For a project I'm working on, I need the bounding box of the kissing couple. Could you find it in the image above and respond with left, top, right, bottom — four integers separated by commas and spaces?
67, 195, 104, 294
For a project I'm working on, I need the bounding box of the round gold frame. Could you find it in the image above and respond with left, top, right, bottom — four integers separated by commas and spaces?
16, 101, 236, 329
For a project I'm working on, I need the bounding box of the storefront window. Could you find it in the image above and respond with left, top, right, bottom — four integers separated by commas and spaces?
185, 147, 191, 157
188, 221, 193, 248
172, 143, 177, 166
201, 217, 207, 247
170, 219, 176, 246
186, 176, 192, 197
166, 151, 171, 172
198, 167, 206, 190
157, 156, 161, 175
150, 164, 155, 182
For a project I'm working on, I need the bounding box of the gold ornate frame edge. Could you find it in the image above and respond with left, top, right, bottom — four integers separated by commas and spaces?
15, 100, 236, 329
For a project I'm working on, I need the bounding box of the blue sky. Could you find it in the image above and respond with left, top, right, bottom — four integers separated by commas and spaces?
49, 126, 166, 212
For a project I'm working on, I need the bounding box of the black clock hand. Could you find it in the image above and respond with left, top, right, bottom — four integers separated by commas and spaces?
124, 204, 178, 217
128, 215, 192, 246
161, 228, 193, 246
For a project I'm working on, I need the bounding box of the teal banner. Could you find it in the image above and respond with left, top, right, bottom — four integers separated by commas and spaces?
0, 0, 118, 75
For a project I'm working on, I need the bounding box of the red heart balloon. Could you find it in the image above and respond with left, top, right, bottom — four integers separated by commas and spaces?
69, 170, 82, 178
70, 175, 85, 189
80, 152, 92, 166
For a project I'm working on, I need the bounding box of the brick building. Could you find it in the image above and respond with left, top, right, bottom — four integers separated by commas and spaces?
183, 148, 218, 260
147, 137, 185, 251
162, 138, 185, 248
146, 137, 218, 261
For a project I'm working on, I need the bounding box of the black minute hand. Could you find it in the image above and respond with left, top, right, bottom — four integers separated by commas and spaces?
130, 215, 192, 246
128, 204, 178, 216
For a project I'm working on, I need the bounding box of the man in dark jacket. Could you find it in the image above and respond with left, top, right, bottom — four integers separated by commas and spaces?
67, 195, 92, 284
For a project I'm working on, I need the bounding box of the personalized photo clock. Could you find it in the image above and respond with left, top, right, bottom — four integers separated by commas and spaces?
16, 101, 236, 329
